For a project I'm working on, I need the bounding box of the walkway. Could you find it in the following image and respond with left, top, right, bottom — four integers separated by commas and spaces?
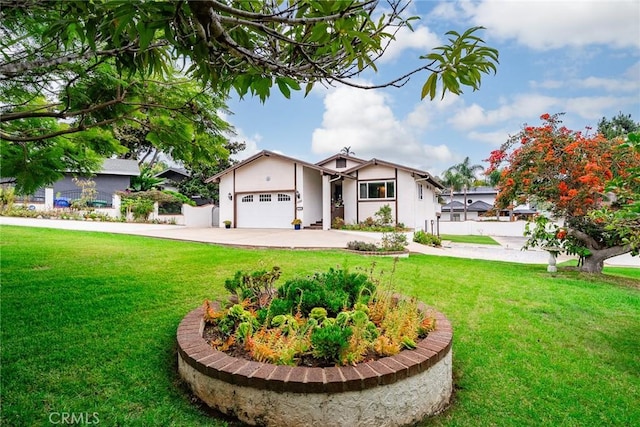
1, 216, 636, 267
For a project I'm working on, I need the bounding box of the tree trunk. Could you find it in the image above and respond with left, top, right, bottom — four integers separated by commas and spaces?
580, 256, 605, 273
578, 244, 632, 274
463, 186, 468, 221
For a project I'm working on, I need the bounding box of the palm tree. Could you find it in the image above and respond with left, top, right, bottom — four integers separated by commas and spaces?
447, 157, 484, 221
340, 146, 355, 156
440, 169, 464, 220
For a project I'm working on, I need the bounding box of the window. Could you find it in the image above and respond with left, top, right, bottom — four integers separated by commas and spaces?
259, 194, 271, 202
452, 213, 461, 222
336, 158, 347, 168
241, 195, 253, 203
359, 181, 395, 199
277, 193, 291, 202
417, 184, 424, 200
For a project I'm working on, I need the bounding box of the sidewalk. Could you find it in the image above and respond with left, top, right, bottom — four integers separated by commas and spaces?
1, 216, 637, 267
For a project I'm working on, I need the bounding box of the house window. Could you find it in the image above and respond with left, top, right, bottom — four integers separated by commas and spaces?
241, 195, 253, 203
259, 194, 271, 202
452, 213, 461, 222
336, 158, 347, 168
277, 193, 291, 202
417, 184, 424, 200
359, 181, 395, 199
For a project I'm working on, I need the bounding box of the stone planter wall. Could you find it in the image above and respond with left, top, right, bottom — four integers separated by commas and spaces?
177, 305, 453, 427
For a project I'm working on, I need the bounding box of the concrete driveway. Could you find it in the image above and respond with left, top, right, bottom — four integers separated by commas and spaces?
1, 216, 636, 267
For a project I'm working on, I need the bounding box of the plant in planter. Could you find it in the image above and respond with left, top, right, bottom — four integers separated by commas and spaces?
346, 231, 409, 254
413, 230, 442, 247
291, 218, 302, 229
223, 220, 232, 229
202, 265, 436, 367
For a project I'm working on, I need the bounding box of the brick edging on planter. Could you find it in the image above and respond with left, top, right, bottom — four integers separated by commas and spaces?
177, 304, 452, 394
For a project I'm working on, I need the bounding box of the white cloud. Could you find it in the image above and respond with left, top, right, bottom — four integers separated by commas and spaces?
564, 95, 638, 119
227, 129, 261, 161
448, 94, 560, 130
467, 0, 640, 50
379, 26, 441, 63
311, 85, 454, 171
467, 129, 512, 148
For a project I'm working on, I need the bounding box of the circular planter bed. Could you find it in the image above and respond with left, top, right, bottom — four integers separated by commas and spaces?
177, 303, 453, 427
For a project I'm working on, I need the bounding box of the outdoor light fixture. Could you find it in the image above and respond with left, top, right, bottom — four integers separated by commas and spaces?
228, 193, 233, 200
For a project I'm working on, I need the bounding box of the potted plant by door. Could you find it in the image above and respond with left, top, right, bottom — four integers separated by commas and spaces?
291, 218, 302, 230
223, 220, 232, 229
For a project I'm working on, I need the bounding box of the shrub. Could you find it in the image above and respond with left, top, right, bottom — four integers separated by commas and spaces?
311, 324, 352, 364
331, 217, 345, 229
203, 266, 436, 367
346, 240, 379, 252
413, 230, 442, 247
0, 186, 16, 213
374, 204, 393, 225
380, 231, 408, 252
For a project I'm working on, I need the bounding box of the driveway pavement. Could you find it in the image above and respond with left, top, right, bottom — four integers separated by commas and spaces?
1, 216, 637, 267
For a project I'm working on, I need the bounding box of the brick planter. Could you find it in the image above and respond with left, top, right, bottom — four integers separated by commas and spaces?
177, 304, 453, 427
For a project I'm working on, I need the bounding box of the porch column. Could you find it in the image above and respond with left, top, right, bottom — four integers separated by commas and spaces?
322, 174, 331, 230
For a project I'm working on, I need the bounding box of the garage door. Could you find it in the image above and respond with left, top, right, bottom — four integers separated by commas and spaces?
237, 192, 295, 228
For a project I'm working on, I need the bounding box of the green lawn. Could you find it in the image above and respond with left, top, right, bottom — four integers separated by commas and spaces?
439, 234, 500, 245
1, 226, 639, 426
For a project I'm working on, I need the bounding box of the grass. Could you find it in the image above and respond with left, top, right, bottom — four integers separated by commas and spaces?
439, 234, 500, 245
1, 225, 639, 426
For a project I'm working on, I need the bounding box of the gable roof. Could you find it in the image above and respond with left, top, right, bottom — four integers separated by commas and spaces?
467, 200, 494, 211
344, 158, 444, 190
315, 153, 368, 166
442, 200, 494, 212
205, 150, 346, 183
155, 167, 190, 180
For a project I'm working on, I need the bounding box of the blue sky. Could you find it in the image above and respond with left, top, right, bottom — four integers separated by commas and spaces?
223, 0, 640, 178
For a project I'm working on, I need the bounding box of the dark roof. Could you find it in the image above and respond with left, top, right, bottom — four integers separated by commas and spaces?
467, 200, 494, 212
441, 201, 466, 210
442, 200, 494, 212
155, 168, 190, 180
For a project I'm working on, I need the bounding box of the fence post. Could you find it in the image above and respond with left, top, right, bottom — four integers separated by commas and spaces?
112, 194, 121, 218
45, 187, 54, 210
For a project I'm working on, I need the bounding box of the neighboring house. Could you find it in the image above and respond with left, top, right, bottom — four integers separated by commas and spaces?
15, 158, 139, 207
207, 151, 443, 230
441, 186, 537, 221
155, 167, 190, 192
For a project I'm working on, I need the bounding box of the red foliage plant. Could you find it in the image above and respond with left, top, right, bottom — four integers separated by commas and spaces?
486, 113, 639, 218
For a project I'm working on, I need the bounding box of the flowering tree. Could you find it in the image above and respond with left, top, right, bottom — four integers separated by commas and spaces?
487, 113, 640, 273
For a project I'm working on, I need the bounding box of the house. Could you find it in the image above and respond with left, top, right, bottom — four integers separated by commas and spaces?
441, 186, 537, 221
14, 158, 139, 207
155, 167, 190, 192
206, 151, 443, 230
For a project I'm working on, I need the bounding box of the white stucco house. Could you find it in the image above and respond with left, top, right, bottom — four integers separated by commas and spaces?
206, 151, 443, 230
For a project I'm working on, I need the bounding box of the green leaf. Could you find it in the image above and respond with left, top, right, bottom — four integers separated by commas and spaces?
421, 72, 438, 101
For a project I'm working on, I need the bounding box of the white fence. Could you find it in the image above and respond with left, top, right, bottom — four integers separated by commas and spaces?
18, 191, 217, 228
438, 220, 528, 237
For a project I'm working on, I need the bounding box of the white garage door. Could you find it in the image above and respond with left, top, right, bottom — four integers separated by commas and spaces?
237, 192, 294, 228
